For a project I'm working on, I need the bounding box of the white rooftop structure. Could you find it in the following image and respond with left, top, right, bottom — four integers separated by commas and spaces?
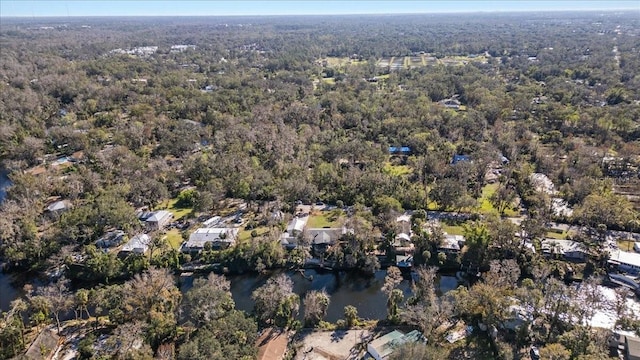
541, 239, 587, 259
146, 210, 173, 229
47, 200, 70, 212
529, 173, 557, 195
120, 234, 151, 254
183, 227, 239, 251
286, 216, 309, 234
609, 250, 640, 274
202, 216, 221, 228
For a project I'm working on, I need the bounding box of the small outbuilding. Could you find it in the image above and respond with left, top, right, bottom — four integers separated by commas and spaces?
367, 330, 425, 360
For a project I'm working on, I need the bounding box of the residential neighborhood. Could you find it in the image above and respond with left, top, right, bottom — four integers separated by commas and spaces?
1, 7, 640, 360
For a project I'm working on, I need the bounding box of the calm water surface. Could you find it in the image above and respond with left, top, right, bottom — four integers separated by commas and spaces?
224, 269, 460, 322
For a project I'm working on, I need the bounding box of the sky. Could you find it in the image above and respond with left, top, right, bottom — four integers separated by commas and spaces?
1, 1, 638, 17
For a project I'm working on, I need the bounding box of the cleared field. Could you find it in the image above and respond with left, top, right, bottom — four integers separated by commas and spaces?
376, 54, 488, 70
158, 197, 192, 220
164, 228, 184, 249
238, 226, 270, 242
318, 57, 368, 68
307, 210, 344, 228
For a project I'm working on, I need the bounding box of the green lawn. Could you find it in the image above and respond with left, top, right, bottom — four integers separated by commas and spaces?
238, 226, 270, 242
164, 228, 184, 249
307, 210, 344, 228
545, 231, 568, 240
442, 225, 465, 236
158, 197, 192, 221
477, 183, 518, 217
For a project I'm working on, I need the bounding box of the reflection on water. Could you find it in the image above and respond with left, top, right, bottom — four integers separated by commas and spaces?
0, 272, 21, 312
0, 169, 9, 203
226, 269, 460, 322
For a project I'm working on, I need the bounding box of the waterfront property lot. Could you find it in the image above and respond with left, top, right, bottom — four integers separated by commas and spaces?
294, 329, 372, 360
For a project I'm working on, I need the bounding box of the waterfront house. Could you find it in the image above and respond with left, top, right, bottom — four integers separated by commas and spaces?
182, 227, 239, 252
438, 234, 465, 254
307, 227, 352, 247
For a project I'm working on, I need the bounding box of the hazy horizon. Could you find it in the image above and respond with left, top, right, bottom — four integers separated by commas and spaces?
1, 1, 638, 18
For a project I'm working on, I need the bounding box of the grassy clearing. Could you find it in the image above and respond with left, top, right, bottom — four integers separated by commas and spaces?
442, 224, 466, 236
307, 210, 344, 228
545, 231, 568, 240
476, 183, 518, 217
477, 183, 499, 215
164, 228, 184, 249
383, 162, 412, 176
158, 197, 192, 221
238, 226, 270, 242
321, 57, 367, 68
321, 77, 336, 84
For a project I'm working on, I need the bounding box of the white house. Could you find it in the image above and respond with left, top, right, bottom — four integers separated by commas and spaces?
608, 250, 640, 275
541, 239, 587, 261
145, 210, 173, 230
182, 227, 239, 252
119, 234, 151, 255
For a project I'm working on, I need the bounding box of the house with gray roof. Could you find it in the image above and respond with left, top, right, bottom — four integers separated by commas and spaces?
145, 210, 173, 230
183, 227, 239, 252
119, 234, 151, 256
541, 239, 587, 261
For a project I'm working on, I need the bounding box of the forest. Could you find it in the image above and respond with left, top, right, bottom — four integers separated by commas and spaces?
1, 11, 640, 360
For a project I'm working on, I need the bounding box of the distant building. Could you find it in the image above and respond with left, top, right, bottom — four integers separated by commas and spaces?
610, 332, 640, 360
307, 227, 351, 247
388, 146, 412, 155
451, 154, 471, 165
440, 98, 461, 110
46, 200, 71, 213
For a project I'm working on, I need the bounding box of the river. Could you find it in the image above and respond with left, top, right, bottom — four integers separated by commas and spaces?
0, 169, 16, 312
183, 269, 460, 322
